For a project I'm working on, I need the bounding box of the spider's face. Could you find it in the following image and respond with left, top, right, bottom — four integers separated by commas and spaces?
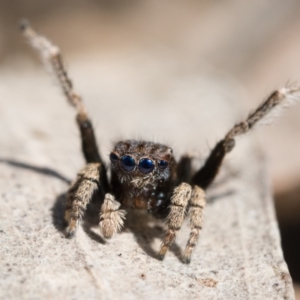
109, 140, 176, 188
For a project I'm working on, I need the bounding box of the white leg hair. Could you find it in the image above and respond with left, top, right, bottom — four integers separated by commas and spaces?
65, 163, 101, 237
99, 194, 126, 239
183, 186, 206, 263
158, 183, 206, 263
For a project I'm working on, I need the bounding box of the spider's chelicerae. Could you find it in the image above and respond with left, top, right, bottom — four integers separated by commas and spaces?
20, 20, 299, 264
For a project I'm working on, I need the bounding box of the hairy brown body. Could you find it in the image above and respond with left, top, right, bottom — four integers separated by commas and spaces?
110, 140, 176, 214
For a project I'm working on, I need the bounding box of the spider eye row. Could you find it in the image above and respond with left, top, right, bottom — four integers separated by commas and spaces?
109, 153, 168, 174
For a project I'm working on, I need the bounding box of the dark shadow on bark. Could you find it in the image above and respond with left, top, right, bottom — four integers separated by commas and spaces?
207, 189, 236, 204
51, 192, 68, 232
81, 194, 107, 244
0, 158, 71, 184
52, 193, 182, 261
122, 209, 182, 263
1, 157, 237, 263
280, 223, 300, 283
275, 183, 300, 284
51, 190, 106, 244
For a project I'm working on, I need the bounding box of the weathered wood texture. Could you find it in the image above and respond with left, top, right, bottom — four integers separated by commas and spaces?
0, 56, 294, 299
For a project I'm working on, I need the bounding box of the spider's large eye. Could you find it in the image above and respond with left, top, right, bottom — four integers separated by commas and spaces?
138, 158, 155, 174
109, 152, 119, 163
121, 155, 136, 172
158, 160, 168, 170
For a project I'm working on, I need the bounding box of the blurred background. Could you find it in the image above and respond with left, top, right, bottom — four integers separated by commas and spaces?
0, 0, 300, 297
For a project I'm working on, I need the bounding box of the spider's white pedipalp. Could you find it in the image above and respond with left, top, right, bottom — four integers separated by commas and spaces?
99, 194, 126, 239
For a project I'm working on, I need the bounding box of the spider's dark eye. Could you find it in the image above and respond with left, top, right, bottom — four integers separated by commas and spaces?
158, 160, 168, 169
138, 158, 155, 174
109, 152, 119, 163
121, 155, 136, 172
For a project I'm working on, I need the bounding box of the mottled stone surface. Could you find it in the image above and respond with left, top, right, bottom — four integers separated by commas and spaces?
0, 56, 294, 299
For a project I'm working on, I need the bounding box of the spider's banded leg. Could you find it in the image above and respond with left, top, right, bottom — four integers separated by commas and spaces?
158, 183, 192, 260
20, 20, 109, 191
191, 86, 300, 189
183, 186, 206, 264
20, 20, 86, 114
65, 163, 101, 237
99, 194, 126, 239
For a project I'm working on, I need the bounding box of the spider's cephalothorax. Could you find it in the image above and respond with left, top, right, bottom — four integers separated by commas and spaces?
109, 140, 177, 212
21, 20, 299, 263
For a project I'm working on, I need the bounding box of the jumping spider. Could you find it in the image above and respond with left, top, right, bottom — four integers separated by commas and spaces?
20, 20, 299, 263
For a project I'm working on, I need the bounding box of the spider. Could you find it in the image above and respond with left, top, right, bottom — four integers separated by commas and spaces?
20, 20, 299, 264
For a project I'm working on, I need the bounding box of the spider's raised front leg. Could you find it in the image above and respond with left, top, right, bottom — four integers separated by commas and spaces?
192, 86, 300, 190
158, 183, 206, 263
159, 86, 300, 262
20, 21, 126, 237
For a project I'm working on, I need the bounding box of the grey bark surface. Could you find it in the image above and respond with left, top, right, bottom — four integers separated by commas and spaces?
0, 57, 294, 299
